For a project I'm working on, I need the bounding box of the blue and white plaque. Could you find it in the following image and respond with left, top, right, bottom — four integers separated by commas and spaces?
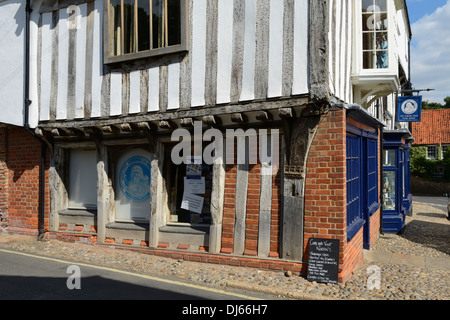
119, 156, 151, 201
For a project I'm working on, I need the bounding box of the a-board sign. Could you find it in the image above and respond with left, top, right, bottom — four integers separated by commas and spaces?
307, 238, 340, 284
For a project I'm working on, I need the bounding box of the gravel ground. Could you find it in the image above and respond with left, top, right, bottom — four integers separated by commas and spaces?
0, 202, 448, 300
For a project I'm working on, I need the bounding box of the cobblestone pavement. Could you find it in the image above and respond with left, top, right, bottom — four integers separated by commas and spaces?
0, 202, 449, 300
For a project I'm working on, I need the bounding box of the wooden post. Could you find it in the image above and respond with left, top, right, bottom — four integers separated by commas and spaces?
209, 161, 225, 253
96, 142, 109, 244
281, 113, 321, 261
49, 146, 66, 232
149, 141, 164, 248
258, 162, 272, 257
233, 162, 249, 255
309, 0, 330, 103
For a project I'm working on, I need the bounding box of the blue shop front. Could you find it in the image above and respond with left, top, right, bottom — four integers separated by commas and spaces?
382, 129, 414, 233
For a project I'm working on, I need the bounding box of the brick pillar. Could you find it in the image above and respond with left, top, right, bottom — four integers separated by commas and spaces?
304, 108, 347, 279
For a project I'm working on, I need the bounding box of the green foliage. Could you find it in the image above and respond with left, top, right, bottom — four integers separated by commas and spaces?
410, 146, 450, 182
443, 148, 450, 180
445, 96, 450, 108
422, 96, 450, 110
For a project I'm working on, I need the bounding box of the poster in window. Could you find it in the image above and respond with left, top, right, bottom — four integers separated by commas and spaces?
119, 156, 151, 202
181, 193, 204, 214
186, 156, 202, 177
184, 177, 206, 195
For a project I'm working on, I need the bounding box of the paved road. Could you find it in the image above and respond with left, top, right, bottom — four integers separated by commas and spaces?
0, 248, 273, 301
413, 195, 448, 212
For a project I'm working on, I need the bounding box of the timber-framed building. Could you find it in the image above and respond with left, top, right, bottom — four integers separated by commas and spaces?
0, 0, 412, 282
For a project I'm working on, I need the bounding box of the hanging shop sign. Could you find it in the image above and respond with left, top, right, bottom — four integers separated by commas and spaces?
397, 96, 422, 122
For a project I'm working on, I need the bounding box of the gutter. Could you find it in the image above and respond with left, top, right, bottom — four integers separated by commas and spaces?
24, 0, 47, 240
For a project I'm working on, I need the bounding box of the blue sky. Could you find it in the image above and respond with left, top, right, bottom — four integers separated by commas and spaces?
406, 0, 450, 103
407, 0, 448, 23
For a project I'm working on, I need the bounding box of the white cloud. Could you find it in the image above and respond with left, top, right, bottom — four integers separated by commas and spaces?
410, 0, 450, 103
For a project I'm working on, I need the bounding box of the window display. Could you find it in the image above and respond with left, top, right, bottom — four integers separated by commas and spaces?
382, 171, 396, 211
166, 147, 213, 225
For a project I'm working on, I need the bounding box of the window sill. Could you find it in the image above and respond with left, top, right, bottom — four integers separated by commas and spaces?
104, 46, 188, 65
59, 208, 97, 217
347, 218, 365, 242
106, 222, 149, 231
368, 203, 381, 216
159, 225, 209, 235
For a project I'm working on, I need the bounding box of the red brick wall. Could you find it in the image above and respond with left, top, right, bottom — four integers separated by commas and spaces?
369, 209, 381, 247
221, 134, 281, 257
303, 109, 382, 282
304, 108, 347, 268
0, 126, 49, 235
222, 163, 236, 254
244, 163, 260, 256
341, 227, 364, 282
219, 110, 377, 282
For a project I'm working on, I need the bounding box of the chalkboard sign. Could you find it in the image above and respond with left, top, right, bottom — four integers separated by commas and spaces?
307, 238, 340, 284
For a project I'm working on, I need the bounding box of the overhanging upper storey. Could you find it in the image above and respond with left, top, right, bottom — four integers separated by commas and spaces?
352, 0, 411, 107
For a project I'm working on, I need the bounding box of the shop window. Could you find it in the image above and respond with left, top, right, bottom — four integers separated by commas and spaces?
382, 171, 396, 211
164, 145, 213, 225
362, 0, 388, 69
346, 134, 362, 234
68, 149, 97, 209
105, 0, 188, 64
346, 129, 380, 241
115, 148, 152, 222
366, 138, 378, 213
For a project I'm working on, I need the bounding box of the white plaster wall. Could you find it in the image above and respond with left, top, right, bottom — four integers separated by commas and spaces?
0, 0, 25, 127
35, 0, 310, 122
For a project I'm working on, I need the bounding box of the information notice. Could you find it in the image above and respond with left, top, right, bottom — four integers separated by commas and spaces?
306, 238, 340, 284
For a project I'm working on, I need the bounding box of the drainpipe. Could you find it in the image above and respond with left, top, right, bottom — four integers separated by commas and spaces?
24, 0, 47, 240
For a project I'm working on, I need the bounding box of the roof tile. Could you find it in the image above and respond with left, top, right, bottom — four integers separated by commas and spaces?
412, 109, 450, 145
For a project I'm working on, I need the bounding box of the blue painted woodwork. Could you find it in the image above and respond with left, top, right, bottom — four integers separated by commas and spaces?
382, 130, 413, 234
346, 124, 380, 248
